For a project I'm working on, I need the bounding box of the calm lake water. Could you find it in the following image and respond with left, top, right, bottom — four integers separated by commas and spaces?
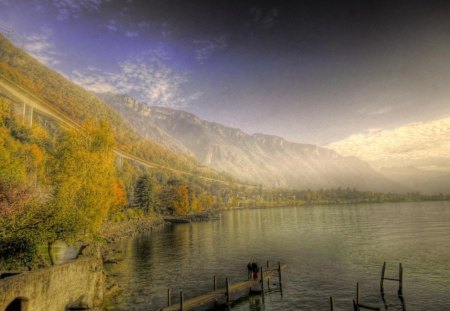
105, 201, 450, 311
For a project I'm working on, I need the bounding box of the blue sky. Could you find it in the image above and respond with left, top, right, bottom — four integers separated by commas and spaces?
1, 0, 450, 145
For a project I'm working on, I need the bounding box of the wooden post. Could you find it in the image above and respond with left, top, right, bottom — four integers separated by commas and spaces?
330, 296, 334, 311
278, 261, 283, 295
398, 263, 403, 296
167, 288, 171, 307
356, 282, 359, 304
225, 277, 230, 307
179, 291, 184, 311
214, 275, 217, 291
353, 299, 359, 311
380, 262, 386, 292
260, 267, 264, 294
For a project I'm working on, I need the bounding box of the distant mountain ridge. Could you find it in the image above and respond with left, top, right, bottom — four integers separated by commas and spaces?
99, 93, 405, 192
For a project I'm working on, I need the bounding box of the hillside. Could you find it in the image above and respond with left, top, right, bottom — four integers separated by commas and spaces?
0, 34, 228, 181
98, 93, 404, 192
379, 166, 450, 195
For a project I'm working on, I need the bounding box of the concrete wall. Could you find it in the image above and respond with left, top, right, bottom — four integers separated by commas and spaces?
0, 258, 104, 311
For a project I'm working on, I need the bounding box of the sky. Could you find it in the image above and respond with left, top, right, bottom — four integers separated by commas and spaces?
0, 0, 449, 145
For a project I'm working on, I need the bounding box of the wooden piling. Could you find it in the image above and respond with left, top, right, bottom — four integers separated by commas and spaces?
356, 282, 359, 304
278, 261, 283, 295
180, 291, 184, 311
225, 277, 230, 307
330, 296, 334, 311
167, 288, 171, 307
214, 275, 217, 291
380, 262, 386, 292
398, 263, 403, 296
353, 299, 359, 311
260, 267, 264, 293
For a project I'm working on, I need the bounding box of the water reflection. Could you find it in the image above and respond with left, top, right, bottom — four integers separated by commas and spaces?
106, 201, 450, 311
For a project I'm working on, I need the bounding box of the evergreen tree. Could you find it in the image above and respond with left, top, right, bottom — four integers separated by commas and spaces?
134, 174, 154, 214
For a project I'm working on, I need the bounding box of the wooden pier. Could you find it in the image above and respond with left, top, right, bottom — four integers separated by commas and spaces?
162, 261, 285, 311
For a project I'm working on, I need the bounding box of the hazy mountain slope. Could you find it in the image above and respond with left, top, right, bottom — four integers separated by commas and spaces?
99, 93, 404, 192
380, 166, 450, 195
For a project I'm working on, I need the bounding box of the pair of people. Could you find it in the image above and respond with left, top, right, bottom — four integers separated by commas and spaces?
247, 261, 259, 280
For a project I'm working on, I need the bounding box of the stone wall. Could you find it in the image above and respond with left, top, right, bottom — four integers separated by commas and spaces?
0, 258, 104, 311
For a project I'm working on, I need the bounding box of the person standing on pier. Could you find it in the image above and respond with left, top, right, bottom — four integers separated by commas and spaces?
247, 262, 253, 280
251, 262, 259, 280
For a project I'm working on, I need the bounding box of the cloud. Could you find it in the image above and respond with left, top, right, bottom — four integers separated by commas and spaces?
45, 0, 109, 20
193, 35, 227, 63
105, 19, 118, 31
125, 30, 139, 38
368, 107, 393, 116
22, 29, 61, 67
70, 51, 199, 108
327, 116, 450, 168
249, 7, 280, 30
357, 106, 393, 117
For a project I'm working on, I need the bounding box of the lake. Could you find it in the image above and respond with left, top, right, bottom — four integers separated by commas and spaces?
105, 201, 450, 310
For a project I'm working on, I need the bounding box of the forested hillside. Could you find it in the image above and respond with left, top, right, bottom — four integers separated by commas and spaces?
0, 34, 197, 173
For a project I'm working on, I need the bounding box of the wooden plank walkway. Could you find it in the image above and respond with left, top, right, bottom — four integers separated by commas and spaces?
162, 263, 286, 311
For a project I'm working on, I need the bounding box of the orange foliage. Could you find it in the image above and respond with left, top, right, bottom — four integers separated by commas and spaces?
30, 144, 43, 165
113, 178, 128, 207
173, 184, 190, 215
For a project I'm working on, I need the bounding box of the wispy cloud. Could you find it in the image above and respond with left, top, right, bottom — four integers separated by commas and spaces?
368, 107, 393, 116
70, 51, 200, 108
357, 106, 393, 117
46, 0, 109, 20
193, 35, 227, 63
250, 7, 280, 29
125, 30, 139, 38
23, 28, 61, 67
249, 7, 280, 30
105, 19, 118, 31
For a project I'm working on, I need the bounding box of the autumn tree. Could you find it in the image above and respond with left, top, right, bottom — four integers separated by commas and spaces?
172, 184, 190, 215
0, 98, 47, 269
46, 120, 117, 262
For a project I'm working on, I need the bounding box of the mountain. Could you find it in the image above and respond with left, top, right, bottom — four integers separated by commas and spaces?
0, 34, 233, 183
379, 166, 450, 195
98, 93, 404, 192
328, 117, 450, 194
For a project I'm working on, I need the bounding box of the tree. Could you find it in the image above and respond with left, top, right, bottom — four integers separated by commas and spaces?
46, 120, 117, 262
0, 99, 48, 269
134, 174, 154, 214
172, 185, 190, 215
